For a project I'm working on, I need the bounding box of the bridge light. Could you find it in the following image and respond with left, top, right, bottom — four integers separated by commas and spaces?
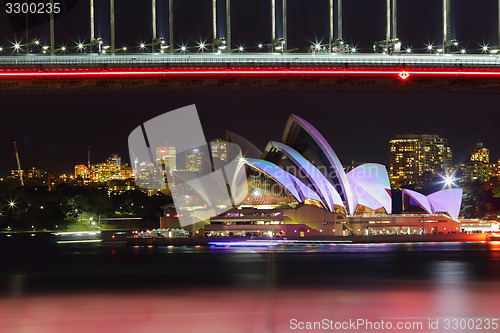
34, 40, 40, 45
0, 47, 3, 52
60, 46, 66, 52
351, 47, 357, 53
122, 46, 127, 51
461, 49, 466, 54
406, 48, 412, 54
258, 43, 263, 49
140, 43, 146, 49
481, 45, 489, 53
180, 45, 187, 52
77, 43, 84, 49
426, 44, 433, 51
14, 43, 20, 50
238, 46, 244, 52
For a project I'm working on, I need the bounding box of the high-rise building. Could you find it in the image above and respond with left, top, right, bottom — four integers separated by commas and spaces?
156, 147, 176, 171
75, 164, 88, 179
185, 148, 204, 172
210, 139, 227, 162
389, 134, 453, 188
459, 162, 490, 183
107, 154, 122, 173
459, 143, 492, 183
491, 159, 500, 179
470, 142, 489, 164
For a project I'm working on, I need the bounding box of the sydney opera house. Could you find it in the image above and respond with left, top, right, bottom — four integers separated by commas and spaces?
160, 114, 464, 237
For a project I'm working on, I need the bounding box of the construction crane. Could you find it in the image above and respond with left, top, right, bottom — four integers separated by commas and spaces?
13, 141, 24, 187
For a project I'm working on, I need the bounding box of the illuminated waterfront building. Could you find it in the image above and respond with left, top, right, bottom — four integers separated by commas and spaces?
389, 134, 453, 188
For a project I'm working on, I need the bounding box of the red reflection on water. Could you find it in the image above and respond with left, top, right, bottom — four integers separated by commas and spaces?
1, 286, 499, 333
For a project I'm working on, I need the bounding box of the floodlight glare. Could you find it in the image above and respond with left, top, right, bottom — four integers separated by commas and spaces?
443, 175, 455, 186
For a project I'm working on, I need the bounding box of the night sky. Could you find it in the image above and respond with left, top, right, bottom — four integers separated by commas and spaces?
0, 0, 499, 175
0, 90, 498, 175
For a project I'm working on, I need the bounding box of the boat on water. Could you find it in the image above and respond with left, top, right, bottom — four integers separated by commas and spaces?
489, 233, 500, 241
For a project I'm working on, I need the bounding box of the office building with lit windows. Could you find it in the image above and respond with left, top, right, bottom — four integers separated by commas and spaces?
185, 148, 204, 172
210, 138, 227, 162
75, 164, 88, 179
459, 142, 493, 183
389, 134, 453, 188
470, 142, 489, 164
155, 147, 176, 171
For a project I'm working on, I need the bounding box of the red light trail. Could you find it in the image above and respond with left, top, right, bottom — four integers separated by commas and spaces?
1, 67, 500, 79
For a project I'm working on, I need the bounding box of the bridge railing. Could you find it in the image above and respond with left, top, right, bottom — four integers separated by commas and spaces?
1, 55, 500, 69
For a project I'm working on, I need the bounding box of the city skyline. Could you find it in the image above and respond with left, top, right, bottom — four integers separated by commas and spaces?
1, 90, 498, 176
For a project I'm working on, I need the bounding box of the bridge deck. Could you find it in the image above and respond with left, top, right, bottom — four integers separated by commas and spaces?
1, 53, 500, 69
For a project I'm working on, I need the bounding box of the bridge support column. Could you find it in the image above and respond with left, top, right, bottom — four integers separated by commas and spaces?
50, 0, 54, 55
386, 0, 390, 47
271, 0, 286, 53
443, 0, 450, 53
110, 0, 115, 55
212, 0, 216, 52
283, 0, 287, 53
226, 0, 231, 51
152, 0, 156, 53
169, 0, 174, 53
90, 0, 94, 53
392, 0, 397, 40
271, 0, 275, 52
329, 0, 333, 51
337, 0, 342, 39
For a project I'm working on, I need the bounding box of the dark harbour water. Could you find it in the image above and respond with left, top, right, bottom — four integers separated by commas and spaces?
1, 232, 500, 332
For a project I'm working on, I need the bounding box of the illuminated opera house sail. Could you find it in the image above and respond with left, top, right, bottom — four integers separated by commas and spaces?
239, 114, 392, 216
